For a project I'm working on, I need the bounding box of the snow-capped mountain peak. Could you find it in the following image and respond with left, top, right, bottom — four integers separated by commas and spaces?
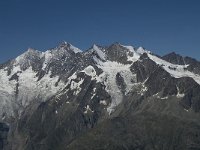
120, 45, 141, 62
1, 42, 200, 149
15, 48, 42, 62
120, 45, 135, 53
136, 46, 150, 54
69, 44, 82, 53
147, 53, 200, 85
1, 42, 200, 119
14, 48, 43, 71
57, 41, 82, 53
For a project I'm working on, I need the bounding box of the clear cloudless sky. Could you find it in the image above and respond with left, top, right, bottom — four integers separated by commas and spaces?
0, 0, 200, 63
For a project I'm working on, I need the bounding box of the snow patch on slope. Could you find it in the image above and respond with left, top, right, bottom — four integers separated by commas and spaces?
92, 44, 106, 60
69, 44, 82, 53
121, 45, 140, 62
41, 43, 81, 70
148, 53, 200, 85
176, 86, 185, 98
84, 105, 94, 114
81, 65, 97, 79
94, 57, 134, 114
119, 70, 137, 94
100, 100, 107, 105
15, 48, 42, 66
42, 50, 52, 69
70, 78, 84, 95
0, 66, 65, 118
136, 47, 150, 55
0, 69, 16, 117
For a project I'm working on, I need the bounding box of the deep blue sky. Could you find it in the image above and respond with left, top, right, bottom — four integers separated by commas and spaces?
0, 0, 200, 63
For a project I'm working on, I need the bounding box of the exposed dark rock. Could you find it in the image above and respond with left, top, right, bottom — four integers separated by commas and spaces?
105, 43, 129, 64
163, 52, 200, 75
162, 52, 186, 65
130, 54, 158, 82
1, 43, 200, 150
116, 73, 126, 95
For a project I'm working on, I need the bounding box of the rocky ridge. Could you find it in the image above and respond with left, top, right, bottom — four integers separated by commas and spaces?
0, 42, 200, 150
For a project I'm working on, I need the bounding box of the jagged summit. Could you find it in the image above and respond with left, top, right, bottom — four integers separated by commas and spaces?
10, 43, 153, 67
16, 47, 42, 58
58, 41, 69, 47
57, 41, 82, 53
136, 46, 150, 54
27, 47, 38, 52
1, 42, 200, 150
162, 51, 186, 65
15, 41, 82, 60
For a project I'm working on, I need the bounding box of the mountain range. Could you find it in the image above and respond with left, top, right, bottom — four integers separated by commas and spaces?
1, 42, 200, 150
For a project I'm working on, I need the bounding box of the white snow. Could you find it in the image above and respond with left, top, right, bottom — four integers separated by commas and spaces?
80, 65, 97, 79
41, 43, 82, 70
160, 96, 168, 100
141, 86, 148, 92
69, 44, 82, 53
100, 100, 107, 105
0, 44, 91, 117
136, 47, 150, 55
93, 57, 135, 114
61, 71, 85, 96
177, 93, 185, 98
176, 86, 185, 98
0, 70, 16, 117
121, 45, 135, 53
15, 48, 42, 66
92, 44, 106, 60
0, 66, 65, 117
12, 65, 21, 73
70, 78, 84, 95
137, 84, 148, 96
84, 105, 93, 114
42, 50, 52, 69
91, 87, 96, 99
148, 53, 200, 85
119, 70, 137, 94
121, 45, 140, 62
0, 71, 16, 95
2, 43, 200, 118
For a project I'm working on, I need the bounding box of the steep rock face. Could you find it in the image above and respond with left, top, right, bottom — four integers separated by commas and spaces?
163, 52, 200, 75
1, 42, 200, 149
130, 53, 158, 82
105, 43, 129, 64
162, 52, 187, 65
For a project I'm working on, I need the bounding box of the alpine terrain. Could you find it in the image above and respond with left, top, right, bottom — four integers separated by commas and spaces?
1, 42, 200, 150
